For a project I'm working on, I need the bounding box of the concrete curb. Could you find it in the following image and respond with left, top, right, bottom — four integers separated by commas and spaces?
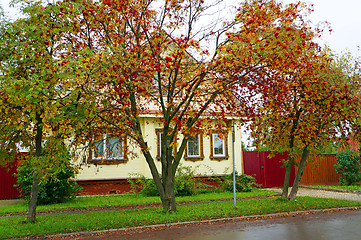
15, 206, 361, 240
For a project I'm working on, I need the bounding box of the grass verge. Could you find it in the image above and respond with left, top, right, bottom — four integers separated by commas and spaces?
2, 196, 361, 239
0, 189, 276, 215
311, 185, 361, 191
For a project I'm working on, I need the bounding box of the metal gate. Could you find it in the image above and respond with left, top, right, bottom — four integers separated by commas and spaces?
243, 151, 295, 188
0, 161, 20, 200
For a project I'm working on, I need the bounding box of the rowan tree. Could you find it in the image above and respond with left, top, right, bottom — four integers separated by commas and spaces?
0, 0, 80, 222
217, 0, 358, 200
243, 33, 354, 200
60, 0, 324, 211
259, 59, 352, 199
331, 52, 361, 154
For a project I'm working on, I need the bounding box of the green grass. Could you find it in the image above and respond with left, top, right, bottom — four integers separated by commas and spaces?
2, 196, 360, 239
312, 185, 361, 191
0, 189, 276, 215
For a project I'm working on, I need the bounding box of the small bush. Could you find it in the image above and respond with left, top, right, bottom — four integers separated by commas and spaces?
174, 165, 198, 196
128, 165, 201, 197
222, 172, 257, 192
139, 178, 160, 196
16, 163, 80, 205
335, 150, 361, 186
15, 142, 80, 205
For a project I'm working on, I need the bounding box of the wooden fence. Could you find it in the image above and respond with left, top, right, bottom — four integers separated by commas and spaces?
296, 154, 341, 186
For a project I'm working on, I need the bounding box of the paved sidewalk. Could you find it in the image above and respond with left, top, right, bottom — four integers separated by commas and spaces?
0, 199, 24, 207
269, 187, 361, 202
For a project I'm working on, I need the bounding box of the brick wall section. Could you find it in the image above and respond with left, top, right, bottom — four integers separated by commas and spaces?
196, 177, 222, 188
76, 179, 133, 196
75, 177, 222, 196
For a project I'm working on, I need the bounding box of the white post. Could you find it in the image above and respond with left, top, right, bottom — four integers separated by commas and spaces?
232, 123, 236, 208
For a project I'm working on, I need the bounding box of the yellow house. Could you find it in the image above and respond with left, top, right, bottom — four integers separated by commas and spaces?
75, 115, 244, 195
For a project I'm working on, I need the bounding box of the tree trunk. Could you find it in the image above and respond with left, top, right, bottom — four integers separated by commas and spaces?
139, 140, 176, 212
160, 151, 177, 212
137, 122, 188, 213
288, 145, 310, 201
282, 112, 300, 197
27, 171, 40, 223
281, 159, 293, 198
27, 112, 43, 223
157, 131, 188, 213
160, 176, 176, 212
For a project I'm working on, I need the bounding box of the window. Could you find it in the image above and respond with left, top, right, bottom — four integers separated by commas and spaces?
212, 134, 224, 156
90, 133, 127, 164
156, 129, 176, 160
210, 132, 228, 161
184, 134, 204, 161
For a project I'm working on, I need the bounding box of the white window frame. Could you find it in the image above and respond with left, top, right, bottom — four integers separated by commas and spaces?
93, 133, 124, 160
187, 135, 201, 158
212, 133, 225, 157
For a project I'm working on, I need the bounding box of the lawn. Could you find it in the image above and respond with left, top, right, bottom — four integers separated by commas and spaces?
0, 189, 276, 215
2, 190, 361, 239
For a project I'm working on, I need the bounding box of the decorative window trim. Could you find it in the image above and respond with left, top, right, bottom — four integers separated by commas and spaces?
90, 133, 127, 165
210, 131, 229, 161
156, 128, 176, 161
184, 134, 204, 162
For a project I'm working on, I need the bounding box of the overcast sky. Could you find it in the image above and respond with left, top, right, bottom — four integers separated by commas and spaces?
283, 0, 361, 55
1, 0, 360, 56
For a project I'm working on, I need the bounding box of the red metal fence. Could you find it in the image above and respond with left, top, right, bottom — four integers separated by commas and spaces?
243, 151, 295, 188
0, 161, 20, 199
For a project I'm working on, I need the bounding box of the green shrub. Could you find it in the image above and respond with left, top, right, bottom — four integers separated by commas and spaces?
222, 172, 257, 192
174, 165, 198, 196
139, 178, 160, 196
129, 169, 257, 196
16, 163, 80, 205
15, 142, 80, 205
335, 150, 361, 186
128, 165, 201, 197
16, 164, 80, 205
127, 174, 161, 196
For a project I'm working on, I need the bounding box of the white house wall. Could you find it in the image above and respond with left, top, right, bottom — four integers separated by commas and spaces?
75, 117, 243, 181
